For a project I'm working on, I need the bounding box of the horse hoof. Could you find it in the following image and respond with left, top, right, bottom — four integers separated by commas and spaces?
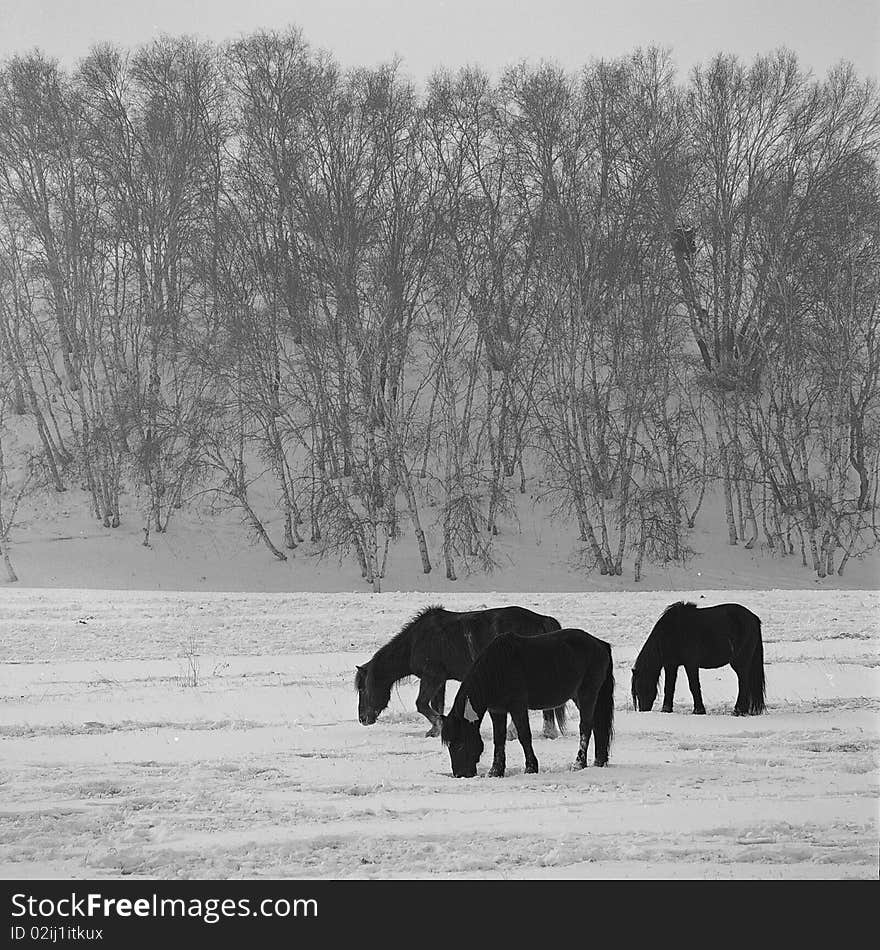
693, 708, 706, 715
488, 768, 505, 778
570, 760, 586, 771
525, 763, 539, 774
542, 729, 558, 740
661, 706, 673, 713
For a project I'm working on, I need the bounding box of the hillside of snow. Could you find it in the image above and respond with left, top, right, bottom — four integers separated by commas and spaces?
4, 467, 878, 593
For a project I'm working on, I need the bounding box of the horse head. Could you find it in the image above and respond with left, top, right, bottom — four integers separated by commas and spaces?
441, 703, 484, 778
631, 666, 657, 711
355, 662, 391, 725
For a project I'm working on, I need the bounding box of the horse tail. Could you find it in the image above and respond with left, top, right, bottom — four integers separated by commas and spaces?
747, 617, 766, 714
592, 646, 615, 765
555, 703, 567, 733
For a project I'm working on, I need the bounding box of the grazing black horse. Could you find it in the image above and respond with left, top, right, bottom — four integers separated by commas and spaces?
631, 601, 766, 716
441, 628, 614, 778
355, 605, 568, 738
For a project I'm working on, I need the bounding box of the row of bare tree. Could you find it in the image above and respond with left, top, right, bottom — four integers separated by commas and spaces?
0, 30, 878, 587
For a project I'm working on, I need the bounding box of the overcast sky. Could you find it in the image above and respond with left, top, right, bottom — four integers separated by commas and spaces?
1, 0, 878, 82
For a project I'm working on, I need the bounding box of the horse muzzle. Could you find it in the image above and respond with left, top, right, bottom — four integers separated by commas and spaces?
359, 712, 378, 725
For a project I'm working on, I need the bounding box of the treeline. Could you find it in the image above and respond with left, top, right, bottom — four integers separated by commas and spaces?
0, 29, 878, 587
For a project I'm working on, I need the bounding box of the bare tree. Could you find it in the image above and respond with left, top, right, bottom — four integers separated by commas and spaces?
749, 72, 880, 575
0, 34, 876, 586
78, 39, 224, 543
0, 383, 37, 582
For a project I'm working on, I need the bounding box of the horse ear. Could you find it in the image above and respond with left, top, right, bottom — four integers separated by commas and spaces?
464, 698, 479, 722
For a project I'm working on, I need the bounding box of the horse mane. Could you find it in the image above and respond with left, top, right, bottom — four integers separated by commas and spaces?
442, 647, 499, 748
355, 604, 447, 690
440, 713, 459, 747
457, 632, 520, 710
634, 601, 697, 677
659, 600, 697, 619
399, 604, 446, 637
441, 633, 518, 746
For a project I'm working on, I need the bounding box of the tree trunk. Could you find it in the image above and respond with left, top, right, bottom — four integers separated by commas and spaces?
0, 536, 18, 582
717, 435, 738, 545
398, 461, 431, 574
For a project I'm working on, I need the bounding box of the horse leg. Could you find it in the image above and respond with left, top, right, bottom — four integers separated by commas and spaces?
502, 698, 533, 742
573, 699, 592, 770
731, 640, 757, 715
507, 711, 560, 741
431, 680, 447, 718
415, 677, 444, 737
732, 667, 750, 716
661, 665, 678, 712
684, 665, 706, 714
509, 707, 538, 774
488, 709, 508, 777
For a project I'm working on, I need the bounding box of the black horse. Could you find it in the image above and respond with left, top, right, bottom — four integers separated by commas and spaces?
355, 605, 568, 738
441, 628, 614, 778
631, 601, 766, 716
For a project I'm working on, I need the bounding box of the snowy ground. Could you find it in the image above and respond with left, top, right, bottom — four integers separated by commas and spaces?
1, 588, 877, 879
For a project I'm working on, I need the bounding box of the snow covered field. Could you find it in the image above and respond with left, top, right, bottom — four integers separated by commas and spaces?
1, 588, 877, 879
